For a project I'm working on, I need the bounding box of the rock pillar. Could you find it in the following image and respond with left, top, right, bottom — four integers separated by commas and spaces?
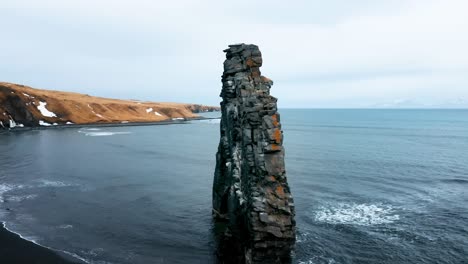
212, 44, 295, 263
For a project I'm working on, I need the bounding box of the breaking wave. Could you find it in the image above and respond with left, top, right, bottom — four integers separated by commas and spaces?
1, 222, 91, 264
314, 203, 400, 226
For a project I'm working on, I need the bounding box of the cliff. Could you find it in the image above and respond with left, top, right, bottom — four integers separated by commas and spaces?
213, 44, 295, 263
0, 82, 219, 129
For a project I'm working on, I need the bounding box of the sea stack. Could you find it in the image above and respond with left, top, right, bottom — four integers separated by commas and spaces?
213, 44, 295, 263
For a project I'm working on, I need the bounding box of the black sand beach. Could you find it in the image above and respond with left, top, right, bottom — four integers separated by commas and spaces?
0, 223, 84, 264
0, 116, 220, 134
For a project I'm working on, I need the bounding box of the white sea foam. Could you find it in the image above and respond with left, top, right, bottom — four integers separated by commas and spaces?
0, 184, 14, 202
194, 119, 221, 124
314, 203, 400, 226
298, 261, 315, 264
80, 247, 104, 258
60, 250, 91, 264
6, 194, 38, 202
1, 222, 91, 264
37, 101, 57, 117
172, 117, 184, 121
84, 132, 131, 137
78, 128, 101, 134
296, 232, 311, 243
38, 180, 72, 188
0, 184, 25, 202
2, 222, 40, 244
298, 259, 337, 264
58, 224, 73, 229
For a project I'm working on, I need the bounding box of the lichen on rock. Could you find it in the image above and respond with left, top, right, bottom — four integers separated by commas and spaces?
213, 44, 295, 263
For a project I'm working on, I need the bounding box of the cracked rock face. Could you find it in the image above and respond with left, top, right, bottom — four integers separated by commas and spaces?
213, 44, 295, 263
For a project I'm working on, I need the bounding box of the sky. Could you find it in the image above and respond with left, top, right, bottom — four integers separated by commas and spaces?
1, 0, 467, 108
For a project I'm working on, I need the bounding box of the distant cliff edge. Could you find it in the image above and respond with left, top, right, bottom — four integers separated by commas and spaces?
0, 82, 219, 129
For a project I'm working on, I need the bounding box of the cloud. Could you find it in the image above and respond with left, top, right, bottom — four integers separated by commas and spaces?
0, 0, 467, 107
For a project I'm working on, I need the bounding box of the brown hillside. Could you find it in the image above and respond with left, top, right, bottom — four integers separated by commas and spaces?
0, 82, 219, 128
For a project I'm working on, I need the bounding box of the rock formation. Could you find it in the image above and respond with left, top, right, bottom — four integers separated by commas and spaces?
213, 44, 295, 263
186, 104, 219, 113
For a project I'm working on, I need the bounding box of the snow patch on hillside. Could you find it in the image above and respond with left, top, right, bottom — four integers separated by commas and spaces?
39, 120, 52, 126
37, 102, 57, 117
9, 119, 16, 128
88, 104, 105, 119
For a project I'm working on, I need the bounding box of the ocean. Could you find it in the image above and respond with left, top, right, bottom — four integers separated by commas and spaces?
0, 109, 467, 264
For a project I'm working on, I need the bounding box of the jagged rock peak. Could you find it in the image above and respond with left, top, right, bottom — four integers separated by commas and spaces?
213, 44, 296, 263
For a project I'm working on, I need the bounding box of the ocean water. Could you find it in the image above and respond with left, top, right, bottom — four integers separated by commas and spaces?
1, 109, 467, 264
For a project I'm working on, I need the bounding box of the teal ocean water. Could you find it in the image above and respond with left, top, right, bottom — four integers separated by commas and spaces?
0, 109, 467, 263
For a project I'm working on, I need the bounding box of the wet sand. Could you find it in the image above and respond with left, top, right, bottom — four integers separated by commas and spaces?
0, 223, 85, 264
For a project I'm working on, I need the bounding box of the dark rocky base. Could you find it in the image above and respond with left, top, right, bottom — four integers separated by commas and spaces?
0, 223, 85, 264
213, 221, 293, 264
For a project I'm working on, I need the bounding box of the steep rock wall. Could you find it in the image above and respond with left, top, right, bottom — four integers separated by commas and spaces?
213, 44, 295, 263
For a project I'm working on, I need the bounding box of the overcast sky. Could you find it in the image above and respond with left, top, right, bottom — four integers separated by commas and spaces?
1, 0, 467, 108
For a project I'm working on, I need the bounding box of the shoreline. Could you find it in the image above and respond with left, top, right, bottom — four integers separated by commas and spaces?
0, 116, 221, 133
0, 115, 221, 262
0, 222, 87, 264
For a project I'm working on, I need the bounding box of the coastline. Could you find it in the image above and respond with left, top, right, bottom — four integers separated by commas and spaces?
0, 222, 87, 264
0, 116, 220, 134
0, 115, 221, 263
